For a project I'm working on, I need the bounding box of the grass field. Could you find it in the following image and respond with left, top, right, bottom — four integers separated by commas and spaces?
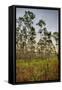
16, 56, 59, 82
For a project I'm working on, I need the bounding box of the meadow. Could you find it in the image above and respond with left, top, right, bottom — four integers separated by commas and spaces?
16, 10, 59, 82
16, 55, 59, 82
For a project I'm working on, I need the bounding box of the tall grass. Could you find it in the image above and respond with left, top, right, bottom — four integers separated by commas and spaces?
16, 56, 59, 82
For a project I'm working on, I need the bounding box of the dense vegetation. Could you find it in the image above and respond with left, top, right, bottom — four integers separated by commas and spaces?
16, 11, 59, 82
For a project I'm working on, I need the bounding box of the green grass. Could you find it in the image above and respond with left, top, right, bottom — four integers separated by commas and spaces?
16, 56, 59, 82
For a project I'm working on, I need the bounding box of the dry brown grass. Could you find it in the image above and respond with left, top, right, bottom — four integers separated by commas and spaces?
16, 56, 59, 82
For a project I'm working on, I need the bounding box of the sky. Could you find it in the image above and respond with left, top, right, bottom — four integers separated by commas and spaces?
16, 8, 59, 43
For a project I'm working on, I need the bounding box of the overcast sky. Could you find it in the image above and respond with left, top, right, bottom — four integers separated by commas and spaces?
16, 8, 59, 42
